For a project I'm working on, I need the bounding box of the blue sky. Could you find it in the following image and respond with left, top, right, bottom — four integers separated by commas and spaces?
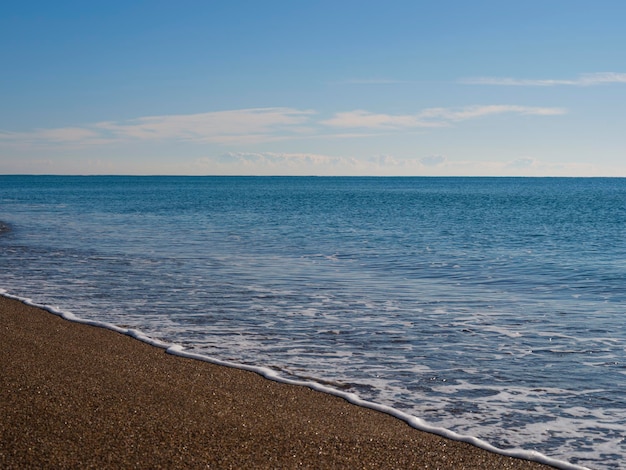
1, 1, 625, 176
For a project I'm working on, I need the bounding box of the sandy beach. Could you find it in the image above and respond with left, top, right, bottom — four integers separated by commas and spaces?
0, 295, 553, 469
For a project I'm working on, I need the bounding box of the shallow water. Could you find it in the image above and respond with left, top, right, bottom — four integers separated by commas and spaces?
1, 176, 625, 469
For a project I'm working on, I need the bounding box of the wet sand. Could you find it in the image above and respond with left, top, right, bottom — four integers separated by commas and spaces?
0, 295, 553, 469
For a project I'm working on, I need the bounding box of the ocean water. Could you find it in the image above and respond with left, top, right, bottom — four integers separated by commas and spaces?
1, 175, 625, 469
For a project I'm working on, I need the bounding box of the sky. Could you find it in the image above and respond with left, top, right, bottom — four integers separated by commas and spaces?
1, 0, 626, 176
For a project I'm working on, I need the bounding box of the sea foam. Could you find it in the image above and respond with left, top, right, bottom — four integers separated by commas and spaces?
1, 291, 589, 470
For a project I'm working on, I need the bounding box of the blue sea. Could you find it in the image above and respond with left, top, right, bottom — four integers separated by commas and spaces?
1, 176, 625, 469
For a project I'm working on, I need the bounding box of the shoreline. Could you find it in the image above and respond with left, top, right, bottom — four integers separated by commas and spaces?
1, 294, 560, 469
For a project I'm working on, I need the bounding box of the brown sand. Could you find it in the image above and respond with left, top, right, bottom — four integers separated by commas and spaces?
0, 295, 554, 469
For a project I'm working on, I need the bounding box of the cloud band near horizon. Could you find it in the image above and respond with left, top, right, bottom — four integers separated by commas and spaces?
0, 104, 565, 148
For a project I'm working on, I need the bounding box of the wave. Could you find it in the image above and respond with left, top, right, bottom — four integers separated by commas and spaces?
0, 289, 589, 470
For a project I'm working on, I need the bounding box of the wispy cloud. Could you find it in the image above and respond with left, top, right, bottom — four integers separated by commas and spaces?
418, 105, 565, 119
321, 105, 565, 129
461, 72, 626, 87
0, 108, 315, 147
320, 110, 445, 129
206, 152, 368, 175
218, 151, 345, 167
212, 152, 450, 175
201, 153, 606, 177
95, 108, 315, 144
420, 155, 447, 167
0, 104, 565, 149
0, 127, 108, 145
506, 157, 538, 169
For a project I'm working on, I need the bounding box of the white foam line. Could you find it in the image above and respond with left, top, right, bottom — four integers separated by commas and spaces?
1, 290, 590, 470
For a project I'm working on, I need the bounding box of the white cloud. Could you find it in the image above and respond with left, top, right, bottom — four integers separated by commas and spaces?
94, 108, 315, 144
0, 104, 566, 151
33, 127, 102, 142
207, 152, 368, 175
219, 151, 344, 167
320, 110, 445, 129
2, 146, 622, 176
0, 127, 106, 146
374, 154, 400, 166
506, 157, 537, 169
204, 153, 613, 177
461, 72, 626, 87
213, 152, 445, 175
321, 105, 565, 130
0, 108, 315, 147
420, 155, 447, 167
419, 105, 565, 120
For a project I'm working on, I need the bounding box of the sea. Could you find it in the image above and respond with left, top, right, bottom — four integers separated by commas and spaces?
1, 175, 625, 469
